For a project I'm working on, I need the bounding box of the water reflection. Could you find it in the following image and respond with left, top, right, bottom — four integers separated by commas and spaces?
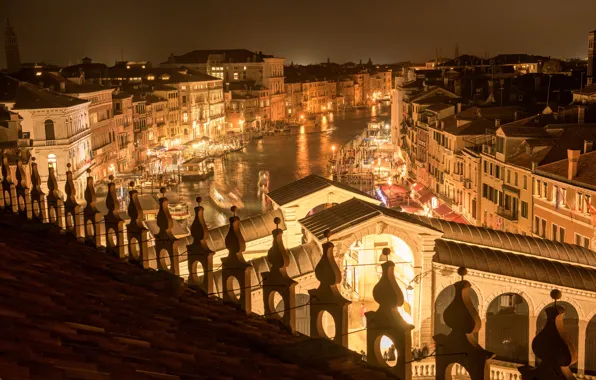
176, 106, 390, 227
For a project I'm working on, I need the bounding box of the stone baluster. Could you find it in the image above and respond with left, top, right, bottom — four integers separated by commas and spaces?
261, 217, 297, 332
46, 166, 64, 229
366, 248, 413, 379
83, 169, 103, 247
154, 187, 179, 275
519, 289, 578, 380
187, 196, 214, 294
1, 150, 17, 213
29, 157, 47, 223
104, 175, 125, 258
221, 206, 253, 314
64, 163, 83, 240
433, 267, 494, 380
126, 181, 152, 268
308, 229, 351, 347
15, 158, 31, 219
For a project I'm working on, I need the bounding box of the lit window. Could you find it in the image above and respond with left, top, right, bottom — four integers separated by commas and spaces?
243, 66, 247, 70
48, 154, 57, 172
183, 112, 188, 123
234, 73, 239, 80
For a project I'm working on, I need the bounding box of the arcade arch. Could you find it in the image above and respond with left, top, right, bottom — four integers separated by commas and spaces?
485, 293, 529, 364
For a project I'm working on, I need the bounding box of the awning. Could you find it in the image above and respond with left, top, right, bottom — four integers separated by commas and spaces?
418, 190, 434, 204
443, 213, 469, 224
433, 204, 452, 217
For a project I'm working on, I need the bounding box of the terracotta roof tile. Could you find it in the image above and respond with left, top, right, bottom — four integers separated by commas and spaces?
0, 217, 389, 379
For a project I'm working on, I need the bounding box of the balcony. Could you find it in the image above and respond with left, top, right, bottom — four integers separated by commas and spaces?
497, 206, 518, 221
46, 140, 56, 146
483, 144, 496, 156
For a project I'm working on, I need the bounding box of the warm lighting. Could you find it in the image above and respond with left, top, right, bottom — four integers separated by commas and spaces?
126, 65, 130, 69
192, 143, 199, 149
332, 145, 336, 152
35, 72, 42, 76
300, 115, 305, 120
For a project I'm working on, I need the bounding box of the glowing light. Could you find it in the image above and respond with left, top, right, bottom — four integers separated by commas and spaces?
332, 145, 336, 152
35, 72, 42, 76
192, 143, 199, 149
300, 115, 305, 120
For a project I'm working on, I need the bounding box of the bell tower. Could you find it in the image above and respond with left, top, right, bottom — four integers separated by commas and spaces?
588, 30, 596, 85
4, 18, 21, 73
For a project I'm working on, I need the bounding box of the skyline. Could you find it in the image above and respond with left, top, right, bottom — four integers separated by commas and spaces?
2, 0, 596, 68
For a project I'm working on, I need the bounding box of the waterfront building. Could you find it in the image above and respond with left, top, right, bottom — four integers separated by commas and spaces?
337, 78, 356, 108
162, 49, 285, 123
284, 81, 304, 120
111, 92, 135, 173
533, 145, 596, 248
0, 74, 92, 196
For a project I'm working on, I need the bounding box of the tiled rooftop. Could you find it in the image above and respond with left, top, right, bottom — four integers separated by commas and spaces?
267, 174, 376, 206
0, 216, 389, 379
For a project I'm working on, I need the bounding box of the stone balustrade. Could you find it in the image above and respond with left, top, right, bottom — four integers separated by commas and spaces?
0, 151, 585, 380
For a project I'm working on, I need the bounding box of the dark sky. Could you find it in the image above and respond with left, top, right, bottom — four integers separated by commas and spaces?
2, 0, 595, 67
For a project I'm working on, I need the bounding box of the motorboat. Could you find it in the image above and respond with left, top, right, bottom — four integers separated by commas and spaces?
210, 183, 245, 210
180, 157, 214, 181
168, 202, 190, 221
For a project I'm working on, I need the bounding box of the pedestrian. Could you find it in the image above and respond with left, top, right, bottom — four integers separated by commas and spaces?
360, 302, 367, 327
388, 344, 396, 361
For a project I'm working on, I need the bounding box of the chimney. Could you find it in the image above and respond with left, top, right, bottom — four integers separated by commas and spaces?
567, 149, 581, 180
584, 140, 593, 153
578, 106, 585, 124
457, 102, 462, 113
531, 161, 538, 172
495, 119, 501, 127
60, 81, 66, 92
514, 111, 518, 121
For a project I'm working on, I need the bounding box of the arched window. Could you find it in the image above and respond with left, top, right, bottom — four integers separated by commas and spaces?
47, 154, 57, 173
44, 119, 55, 140
485, 293, 529, 364
587, 316, 596, 375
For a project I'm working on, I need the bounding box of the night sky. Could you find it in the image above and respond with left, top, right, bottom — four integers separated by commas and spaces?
2, 0, 595, 67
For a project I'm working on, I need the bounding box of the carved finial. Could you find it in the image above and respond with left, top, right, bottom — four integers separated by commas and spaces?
381, 247, 391, 260
109, 174, 114, 182
324, 229, 331, 242
31, 157, 36, 163
433, 272, 494, 380
196, 196, 202, 204
231, 205, 237, 217
86, 168, 91, 176
160, 186, 167, 197
66, 163, 71, 171
129, 181, 135, 189
519, 289, 577, 380
372, 250, 404, 309
274, 216, 281, 230
458, 266, 467, 280
550, 289, 562, 305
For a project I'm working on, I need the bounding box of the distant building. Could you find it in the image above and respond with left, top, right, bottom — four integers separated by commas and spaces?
162, 49, 285, 123
588, 30, 596, 85
4, 19, 21, 73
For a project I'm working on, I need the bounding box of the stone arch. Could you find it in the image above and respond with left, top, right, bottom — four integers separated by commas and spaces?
534, 295, 584, 321
485, 292, 530, 364
336, 221, 420, 267
295, 293, 310, 336
587, 314, 596, 376
481, 287, 536, 318
435, 276, 485, 313
44, 119, 55, 140
537, 300, 580, 370
434, 284, 479, 338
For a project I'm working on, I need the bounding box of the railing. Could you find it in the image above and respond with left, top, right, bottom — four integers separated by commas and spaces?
483, 144, 496, 156
46, 140, 56, 146
497, 206, 518, 221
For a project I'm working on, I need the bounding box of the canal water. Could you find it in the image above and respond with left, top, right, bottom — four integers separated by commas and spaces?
171, 105, 390, 227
